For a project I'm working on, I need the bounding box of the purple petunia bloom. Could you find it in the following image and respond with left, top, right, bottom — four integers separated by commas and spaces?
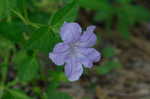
49, 22, 101, 81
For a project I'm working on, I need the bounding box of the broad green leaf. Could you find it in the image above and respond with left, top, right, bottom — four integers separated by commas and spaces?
96, 61, 122, 75
46, 90, 72, 99
94, 11, 112, 22
0, 36, 14, 57
25, 26, 61, 53
46, 66, 67, 83
0, 0, 29, 20
119, 5, 150, 24
116, 0, 133, 4
116, 5, 150, 39
117, 7, 132, 39
32, 0, 59, 13
3, 89, 31, 99
0, 0, 5, 18
15, 0, 28, 14
45, 85, 72, 99
49, 70, 67, 82
0, 0, 17, 19
13, 51, 39, 83
126, 5, 150, 22
79, 0, 111, 11
49, 0, 78, 29
29, 11, 50, 24
102, 46, 116, 58
0, 21, 33, 43
117, 22, 130, 39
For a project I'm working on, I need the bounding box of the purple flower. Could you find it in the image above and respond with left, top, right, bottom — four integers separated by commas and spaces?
49, 22, 101, 81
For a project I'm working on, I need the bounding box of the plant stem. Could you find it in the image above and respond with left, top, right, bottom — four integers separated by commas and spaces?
7, 78, 18, 87
0, 85, 4, 99
11, 9, 45, 28
0, 53, 10, 98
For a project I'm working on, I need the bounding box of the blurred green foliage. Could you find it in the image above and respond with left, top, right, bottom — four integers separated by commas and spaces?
96, 46, 122, 75
79, 0, 150, 39
96, 60, 122, 75
0, 0, 149, 98
45, 88, 72, 99
2, 89, 31, 99
13, 51, 39, 83
102, 46, 117, 58
49, 0, 78, 30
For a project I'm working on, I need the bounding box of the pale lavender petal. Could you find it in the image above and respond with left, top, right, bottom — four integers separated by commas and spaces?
76, 25, 96, 47
65, 58, 83, 81
53, 42, 70, 53
79, 58, 93, 68
49, 52, 68, 65
60, 22, 82, 43
86, 25, 96, 32
77, 48, 101, 63
75, 51, 93, 68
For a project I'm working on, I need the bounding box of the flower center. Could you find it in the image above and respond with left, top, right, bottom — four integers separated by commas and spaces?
68, 43, 79, 58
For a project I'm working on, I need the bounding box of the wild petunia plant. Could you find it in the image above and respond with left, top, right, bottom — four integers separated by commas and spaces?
49, 22, 101, 81
0, 0, 148, 98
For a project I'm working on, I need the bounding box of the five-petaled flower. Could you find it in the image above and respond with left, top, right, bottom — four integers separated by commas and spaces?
49, 22, 101, 81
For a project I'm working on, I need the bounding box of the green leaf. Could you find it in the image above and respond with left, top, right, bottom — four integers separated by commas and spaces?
0, 21, 33, 43
117, 5, 150, 39
0, 0, 29, 20
0, 0, 17, 19
127, 5, 150, 22
102, 46, 117, 58
117, 8, 131, 39
49, 0, 78, 29
49, 70, 67, 82
46, 91, 72, 99
15, 0, 28, 14
25, 26, 61, 53
13, 51, 39, 83
120, 5, 150, 23
96, 61, 122, 75
0, 36, 14, 57
3, 89, 32, 99
116, 0, 133, 4
94, 11, 112, 22
45, 86, 72, 99
117, 20, 130, 39
79, 0, 111, 11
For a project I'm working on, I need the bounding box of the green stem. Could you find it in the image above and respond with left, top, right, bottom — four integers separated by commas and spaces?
2, 54, 9, 83
0, 52, 10, 98
0, 85, 5, 99
11, 10, 44, 28
7, 78, 18, 87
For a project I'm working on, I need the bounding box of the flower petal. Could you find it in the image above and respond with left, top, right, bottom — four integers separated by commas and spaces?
65, 58, 83, 81
76, 48, 101, 67
77, 25, 96, 47
75, 51, 93, 68
86, 25, 96, 32
60, 22, 82, 43
84, 48, 101, 62
79, 58, 93, 68
53, 42, 70, 53
49, 52, 68, 65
